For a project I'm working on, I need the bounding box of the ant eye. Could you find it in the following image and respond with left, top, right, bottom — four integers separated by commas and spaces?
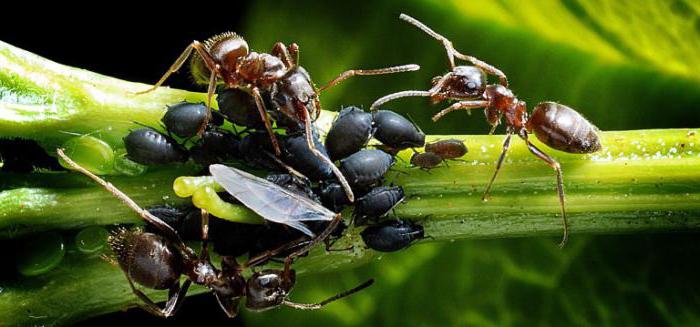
467, 82, 477, 90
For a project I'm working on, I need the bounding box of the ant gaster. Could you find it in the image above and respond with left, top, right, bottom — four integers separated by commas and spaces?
371, 14, 602, 246
56, 149, 373, 318
135, 32, 419, 203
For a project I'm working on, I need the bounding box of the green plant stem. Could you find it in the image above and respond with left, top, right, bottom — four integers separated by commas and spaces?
1, 41, 699, 326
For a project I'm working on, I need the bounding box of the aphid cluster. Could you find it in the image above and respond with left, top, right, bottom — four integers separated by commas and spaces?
372, 14, 602, 246
68, 29, 430, 318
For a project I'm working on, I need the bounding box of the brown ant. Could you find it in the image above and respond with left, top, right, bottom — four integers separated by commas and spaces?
371, 14, 602, 246
56, 149, 373, 318
135, 32, 419, 203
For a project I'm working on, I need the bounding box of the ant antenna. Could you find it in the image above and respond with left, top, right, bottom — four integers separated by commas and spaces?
56, 148, 194, 257
282, 279, 375, 310
370, 91, 432, 112
398, 13, 509, 86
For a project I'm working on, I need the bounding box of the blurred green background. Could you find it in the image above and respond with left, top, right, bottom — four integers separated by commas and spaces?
223, 1, 700, 325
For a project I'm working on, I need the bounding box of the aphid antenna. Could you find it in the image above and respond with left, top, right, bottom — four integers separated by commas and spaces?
282, 278, 375, 310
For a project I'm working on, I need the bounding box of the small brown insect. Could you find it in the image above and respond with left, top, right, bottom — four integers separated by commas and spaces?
425, 139, 467, 160
371, 14, 603, 247
410, 151, 443, 170
135, 32, 419, 203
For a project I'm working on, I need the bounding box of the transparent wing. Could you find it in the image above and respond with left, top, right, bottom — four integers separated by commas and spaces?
210, 164, 336, 236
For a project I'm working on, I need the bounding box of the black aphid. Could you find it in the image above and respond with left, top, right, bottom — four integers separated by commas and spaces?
190, 128, 242, 166
124, 128, 188, 165
325, 106, 373, 161
319, 182, 352, 213
282, 131, 334, 182
217, 88, 265, 128
339, 150, 395, 190
360, 220, 424, 252
161, 101, 212, 138
354, 186, 405, 225
372, 110, 425, 150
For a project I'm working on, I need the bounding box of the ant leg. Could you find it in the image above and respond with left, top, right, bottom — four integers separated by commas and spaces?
398, 14, 508, 86
370, 90, 433, 112
282, 279, 374, 310
482, 132, 513, 201
271, 42, 296, 68
521, 134, 568, 247
299, 105, 355, 202
135, 41, 218, 94
262, 151, 311, 182
126, 275, 191, 317
289, 43, 300, 66
318, 64, 420, 92
199, 210, 210, 260
56, 149, 194, 257
250, 87, 282, 156
432, 100, 489, 122
244, 235, 309, 268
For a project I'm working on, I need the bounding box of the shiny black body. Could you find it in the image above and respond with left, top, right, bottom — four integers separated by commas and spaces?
238, 132, 282, 171
124, 128, 188, 165
372, 110, 425, 150
217, 88, 265, 128
190, 128, 242, 166
282, 132, 334, 181
319, 182, 352, 213
161, 101, 212, 138
325, 106, 374, 161
266, 173, 320, 203
360, 220, 425, 252
354, 186, 404, 225
339, 150, 395, 190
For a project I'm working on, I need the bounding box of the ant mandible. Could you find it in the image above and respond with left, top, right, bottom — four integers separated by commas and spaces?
56, 149, 373, 318
135, 33, 419, 203
371, 14, 602, 247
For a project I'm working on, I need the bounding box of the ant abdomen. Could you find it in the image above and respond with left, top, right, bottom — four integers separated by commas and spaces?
109, 229, 183, 290
527, 102, 602, 154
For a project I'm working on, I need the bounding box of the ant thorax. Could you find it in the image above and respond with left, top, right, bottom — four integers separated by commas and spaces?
236, 52, 287, 85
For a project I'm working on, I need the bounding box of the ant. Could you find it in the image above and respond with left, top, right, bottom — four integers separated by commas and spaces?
135, 32, 419, 203
56, 149, 373, 318
371, 14, 602, 246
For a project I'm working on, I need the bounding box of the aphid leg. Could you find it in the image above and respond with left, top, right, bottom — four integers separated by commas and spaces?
126, 273, 192, 317
399, 13, 509, 86
199, 209, 210, 260
482, 132, 513, 201
271, 42, 296, 68
56, 149, 194, 256
299, 104, 355, 202
284, 214, 342, 265
432, 100, 489, 122
370, 90, 433, 112
318, 64, 420, 92
251, 87, 282, 156
520, 133, 568, 247
282, 279, 374, 310
135, 41, 217, 94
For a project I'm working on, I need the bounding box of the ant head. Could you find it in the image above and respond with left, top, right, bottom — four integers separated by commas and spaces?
245, 269, 296, 311
485, 84, 515, 111
209, 33, 250, 73
436, 66, 487, 99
